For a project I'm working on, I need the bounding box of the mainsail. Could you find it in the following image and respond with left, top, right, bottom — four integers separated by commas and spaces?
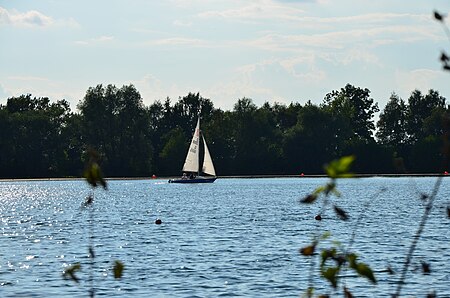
182, 118, 200, 173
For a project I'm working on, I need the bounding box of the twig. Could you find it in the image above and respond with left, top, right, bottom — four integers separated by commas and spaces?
392, 175, 443, 297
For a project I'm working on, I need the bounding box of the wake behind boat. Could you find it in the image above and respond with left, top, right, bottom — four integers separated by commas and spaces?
168, 117, 217, 184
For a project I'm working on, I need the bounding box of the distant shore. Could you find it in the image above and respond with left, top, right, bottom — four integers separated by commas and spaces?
0, 173, 448, 182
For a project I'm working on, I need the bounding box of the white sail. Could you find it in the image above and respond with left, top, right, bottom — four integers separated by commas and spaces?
182, 118, 200, 173
202, 135, 216, 176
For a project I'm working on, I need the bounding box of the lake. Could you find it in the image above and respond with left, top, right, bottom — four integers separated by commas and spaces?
0, 177, 449, 297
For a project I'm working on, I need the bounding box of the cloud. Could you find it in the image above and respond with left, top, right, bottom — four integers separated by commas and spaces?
75, 35, 115, 45
0, 6, 54, 27
198, 2, 305, 22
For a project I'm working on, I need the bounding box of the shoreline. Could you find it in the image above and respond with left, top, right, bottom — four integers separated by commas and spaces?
0, 173, 448, 182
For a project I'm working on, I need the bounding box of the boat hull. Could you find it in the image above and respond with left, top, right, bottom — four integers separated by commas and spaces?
168, 177, 217, 184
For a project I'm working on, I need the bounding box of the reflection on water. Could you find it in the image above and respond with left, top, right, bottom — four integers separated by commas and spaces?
0, 178, 449, 297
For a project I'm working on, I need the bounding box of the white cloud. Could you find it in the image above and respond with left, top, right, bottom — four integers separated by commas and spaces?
0, 6, 54, 27
75, 35, 115, 45
198, 1, 305, 22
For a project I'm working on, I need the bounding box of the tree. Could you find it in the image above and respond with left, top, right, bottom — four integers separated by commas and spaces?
324, 84, 379, 142
406, 89, 446, 143
78, 84, 153, 176
376, 93, 408, 147
283, 103, 339, 174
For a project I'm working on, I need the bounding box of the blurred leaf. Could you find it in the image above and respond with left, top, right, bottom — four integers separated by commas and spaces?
421, 261, 431, 274
300, 194, 318, 204
325, 156, 355, 179
354, 262, 376, 284
427, 291, 437, 298
333, 205, 349, 221
445, 64, 450, 71
300, 244, 316, 256
322, 266, 339, 288
441, 52, 449, 62
347, 253, 357, 268
62, 263, 81, 283
320, 231, 331, 240
83, 162, 107, 190
344, 286, 354, 298
321, 248, 337, 266
317, 295, 330, 298
113, 260, 124, 279
313, 186, 326, 195
434, 10, 443, 21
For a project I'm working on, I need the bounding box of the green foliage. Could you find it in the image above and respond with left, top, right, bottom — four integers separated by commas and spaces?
324, 155, 355, 178
63, 263, 81, 283
113, 261, 125, 279
83, 149, 107, 189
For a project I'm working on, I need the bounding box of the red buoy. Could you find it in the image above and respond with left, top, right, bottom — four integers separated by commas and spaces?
152, 174, 157, 179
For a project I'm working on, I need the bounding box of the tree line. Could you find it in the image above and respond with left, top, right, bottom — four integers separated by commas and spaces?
0, 83, 448, 178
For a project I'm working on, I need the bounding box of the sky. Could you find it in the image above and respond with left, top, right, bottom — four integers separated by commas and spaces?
1, 0, 450, 112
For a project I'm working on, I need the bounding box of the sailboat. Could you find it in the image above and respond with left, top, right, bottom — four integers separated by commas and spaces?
168, 117, 217, 183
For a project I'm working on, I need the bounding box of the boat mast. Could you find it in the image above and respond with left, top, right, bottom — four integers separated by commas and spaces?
197, 107, 201, 177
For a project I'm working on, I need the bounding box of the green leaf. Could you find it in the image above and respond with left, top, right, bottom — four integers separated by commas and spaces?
321, 248, 337, 266
421, 261, 431, 274
320, 231, 331, 240
333, 205, 349, 221
325, 156, 355, 179
313, 186, 326, 195
300, 244, 316, 256
62, 263, 81, 283
355, 262, 376, 284
321, 266, 339, 288
347, 253, 357, 268
113, 260, 124, 279
300, 194, 318, 204
83, 161, 107, 190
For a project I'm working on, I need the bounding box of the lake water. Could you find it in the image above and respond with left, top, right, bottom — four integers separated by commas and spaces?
0, 177, 449, 297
